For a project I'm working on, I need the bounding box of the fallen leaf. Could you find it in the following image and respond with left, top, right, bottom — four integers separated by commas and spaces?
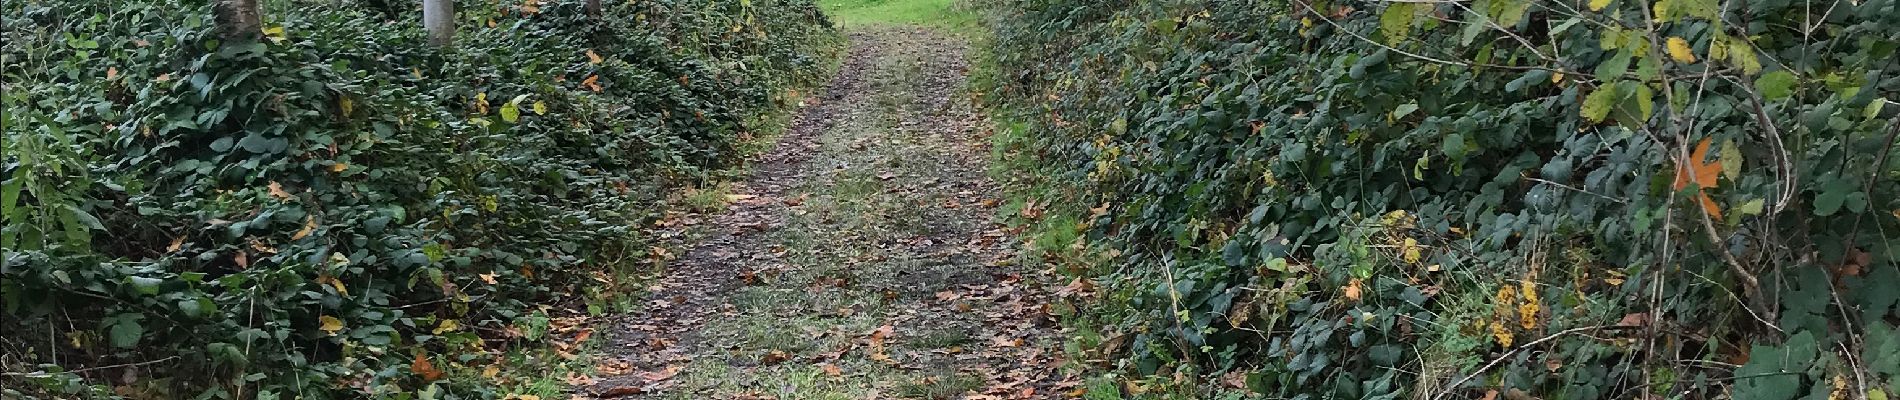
166, 236, 186, 252
412, 353, 443, 381
1616, 312, 1648, 327
267, 181, 293, 201
586, 49, 604, 64
107, 67, 118, 80
1342, 278, 1363, 301
292, 216, 317, 240
761, 349, 790, 365
479, 273, 498, 284
583, 75, 603, 92
635, 365, 681, 382
433, 319, 459, 335
820, 363, 843, 378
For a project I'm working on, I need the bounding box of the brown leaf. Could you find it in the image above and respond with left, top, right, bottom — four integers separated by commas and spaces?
1616, 313, 1648, 327
411, 353, 444, 381
166, 236, 187, 253
586, 49, 604, 64
761, 349, 790, 365
267, 181, 293, 201
634, 365, 681, 382
582, 75, 602, 92
820, 363, 843, 378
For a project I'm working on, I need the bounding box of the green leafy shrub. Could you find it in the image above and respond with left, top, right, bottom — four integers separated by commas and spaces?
1, 0, 838, 397
982, 0, 1897, 398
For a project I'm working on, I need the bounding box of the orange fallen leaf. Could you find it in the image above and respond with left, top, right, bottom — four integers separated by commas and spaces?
582, 75, 603, 92
820, 363, 843, 378
586, 49, 604, 64
412, 353, 443, 381
292, 216, 317, 240
1342, 278, 1363, 301
166, 236, 187, 252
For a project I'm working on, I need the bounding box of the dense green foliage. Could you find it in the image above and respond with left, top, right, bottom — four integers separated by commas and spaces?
983, 0, 1898, 398
1, 0, 836, 397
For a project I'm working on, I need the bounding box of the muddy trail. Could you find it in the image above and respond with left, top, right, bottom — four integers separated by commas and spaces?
580, 28, 1079, 400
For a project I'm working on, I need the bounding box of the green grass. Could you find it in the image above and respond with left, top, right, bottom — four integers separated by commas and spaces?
820, 0, 978, 30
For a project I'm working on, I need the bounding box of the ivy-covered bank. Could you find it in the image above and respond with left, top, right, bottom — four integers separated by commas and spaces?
1, 0, 837, 397
982, 0, 1897, 398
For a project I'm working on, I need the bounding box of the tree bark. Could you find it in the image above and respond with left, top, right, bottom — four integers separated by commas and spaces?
215, 0, 263, 39
584, 0, 603, 17
422, 0, 454, 46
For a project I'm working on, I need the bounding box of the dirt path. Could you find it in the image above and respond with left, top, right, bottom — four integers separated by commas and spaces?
583, 28, 1078, 400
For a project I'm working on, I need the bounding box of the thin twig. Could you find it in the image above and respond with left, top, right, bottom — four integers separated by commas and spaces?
0, 356, 180, 377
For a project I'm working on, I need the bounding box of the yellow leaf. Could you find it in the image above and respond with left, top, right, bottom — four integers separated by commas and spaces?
339, 96, 354, 117
476, 92, 490, 114
1589, 0, 1613, 11
316, 274, 348, 296
434, 319, 460, 335
262, 26, 287, 43
1490, 320, 1514, 347
586, 49, 603, 64
318, 315, 344, 335
330, 163, 348, 173
292, 216, 317, 240
1400, 237, 1422, 263
532, 100, 548, 115
1666, 37, 1697, 63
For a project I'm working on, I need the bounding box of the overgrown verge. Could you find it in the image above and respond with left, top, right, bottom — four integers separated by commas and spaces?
979, 0, 1897, 398
0, 0, 838, 397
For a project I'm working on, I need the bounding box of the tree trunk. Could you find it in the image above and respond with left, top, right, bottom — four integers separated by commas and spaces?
215, 0, 263, 39
422, 0, 454, 46
584, 0, 602, 17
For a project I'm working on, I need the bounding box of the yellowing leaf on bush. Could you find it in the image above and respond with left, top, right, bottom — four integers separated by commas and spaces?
1400, 237, 1422, 263
475, 92, 490, 114
1589, 0, 1613, 11
330, 163, 349, 173
316, 274, 348, 296
586, 49, 603, 64
339, 96, 354, 117
1666, 37, 1698, 63
262, 26, 287, 43
1672, 138, 1724, 219
532, 100, 548, 115
434, 319, 460, 334
318, 315, 344, 335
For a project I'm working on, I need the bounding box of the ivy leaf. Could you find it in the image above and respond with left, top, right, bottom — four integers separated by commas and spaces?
110, 318, 143, 348
1757, 71, 1796, 100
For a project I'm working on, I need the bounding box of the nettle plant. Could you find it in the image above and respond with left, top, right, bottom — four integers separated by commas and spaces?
985, 0, 1895, 398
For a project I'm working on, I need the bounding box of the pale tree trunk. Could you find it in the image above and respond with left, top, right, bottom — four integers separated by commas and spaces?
216, 0, 263, 39
422, 0, 454, 46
